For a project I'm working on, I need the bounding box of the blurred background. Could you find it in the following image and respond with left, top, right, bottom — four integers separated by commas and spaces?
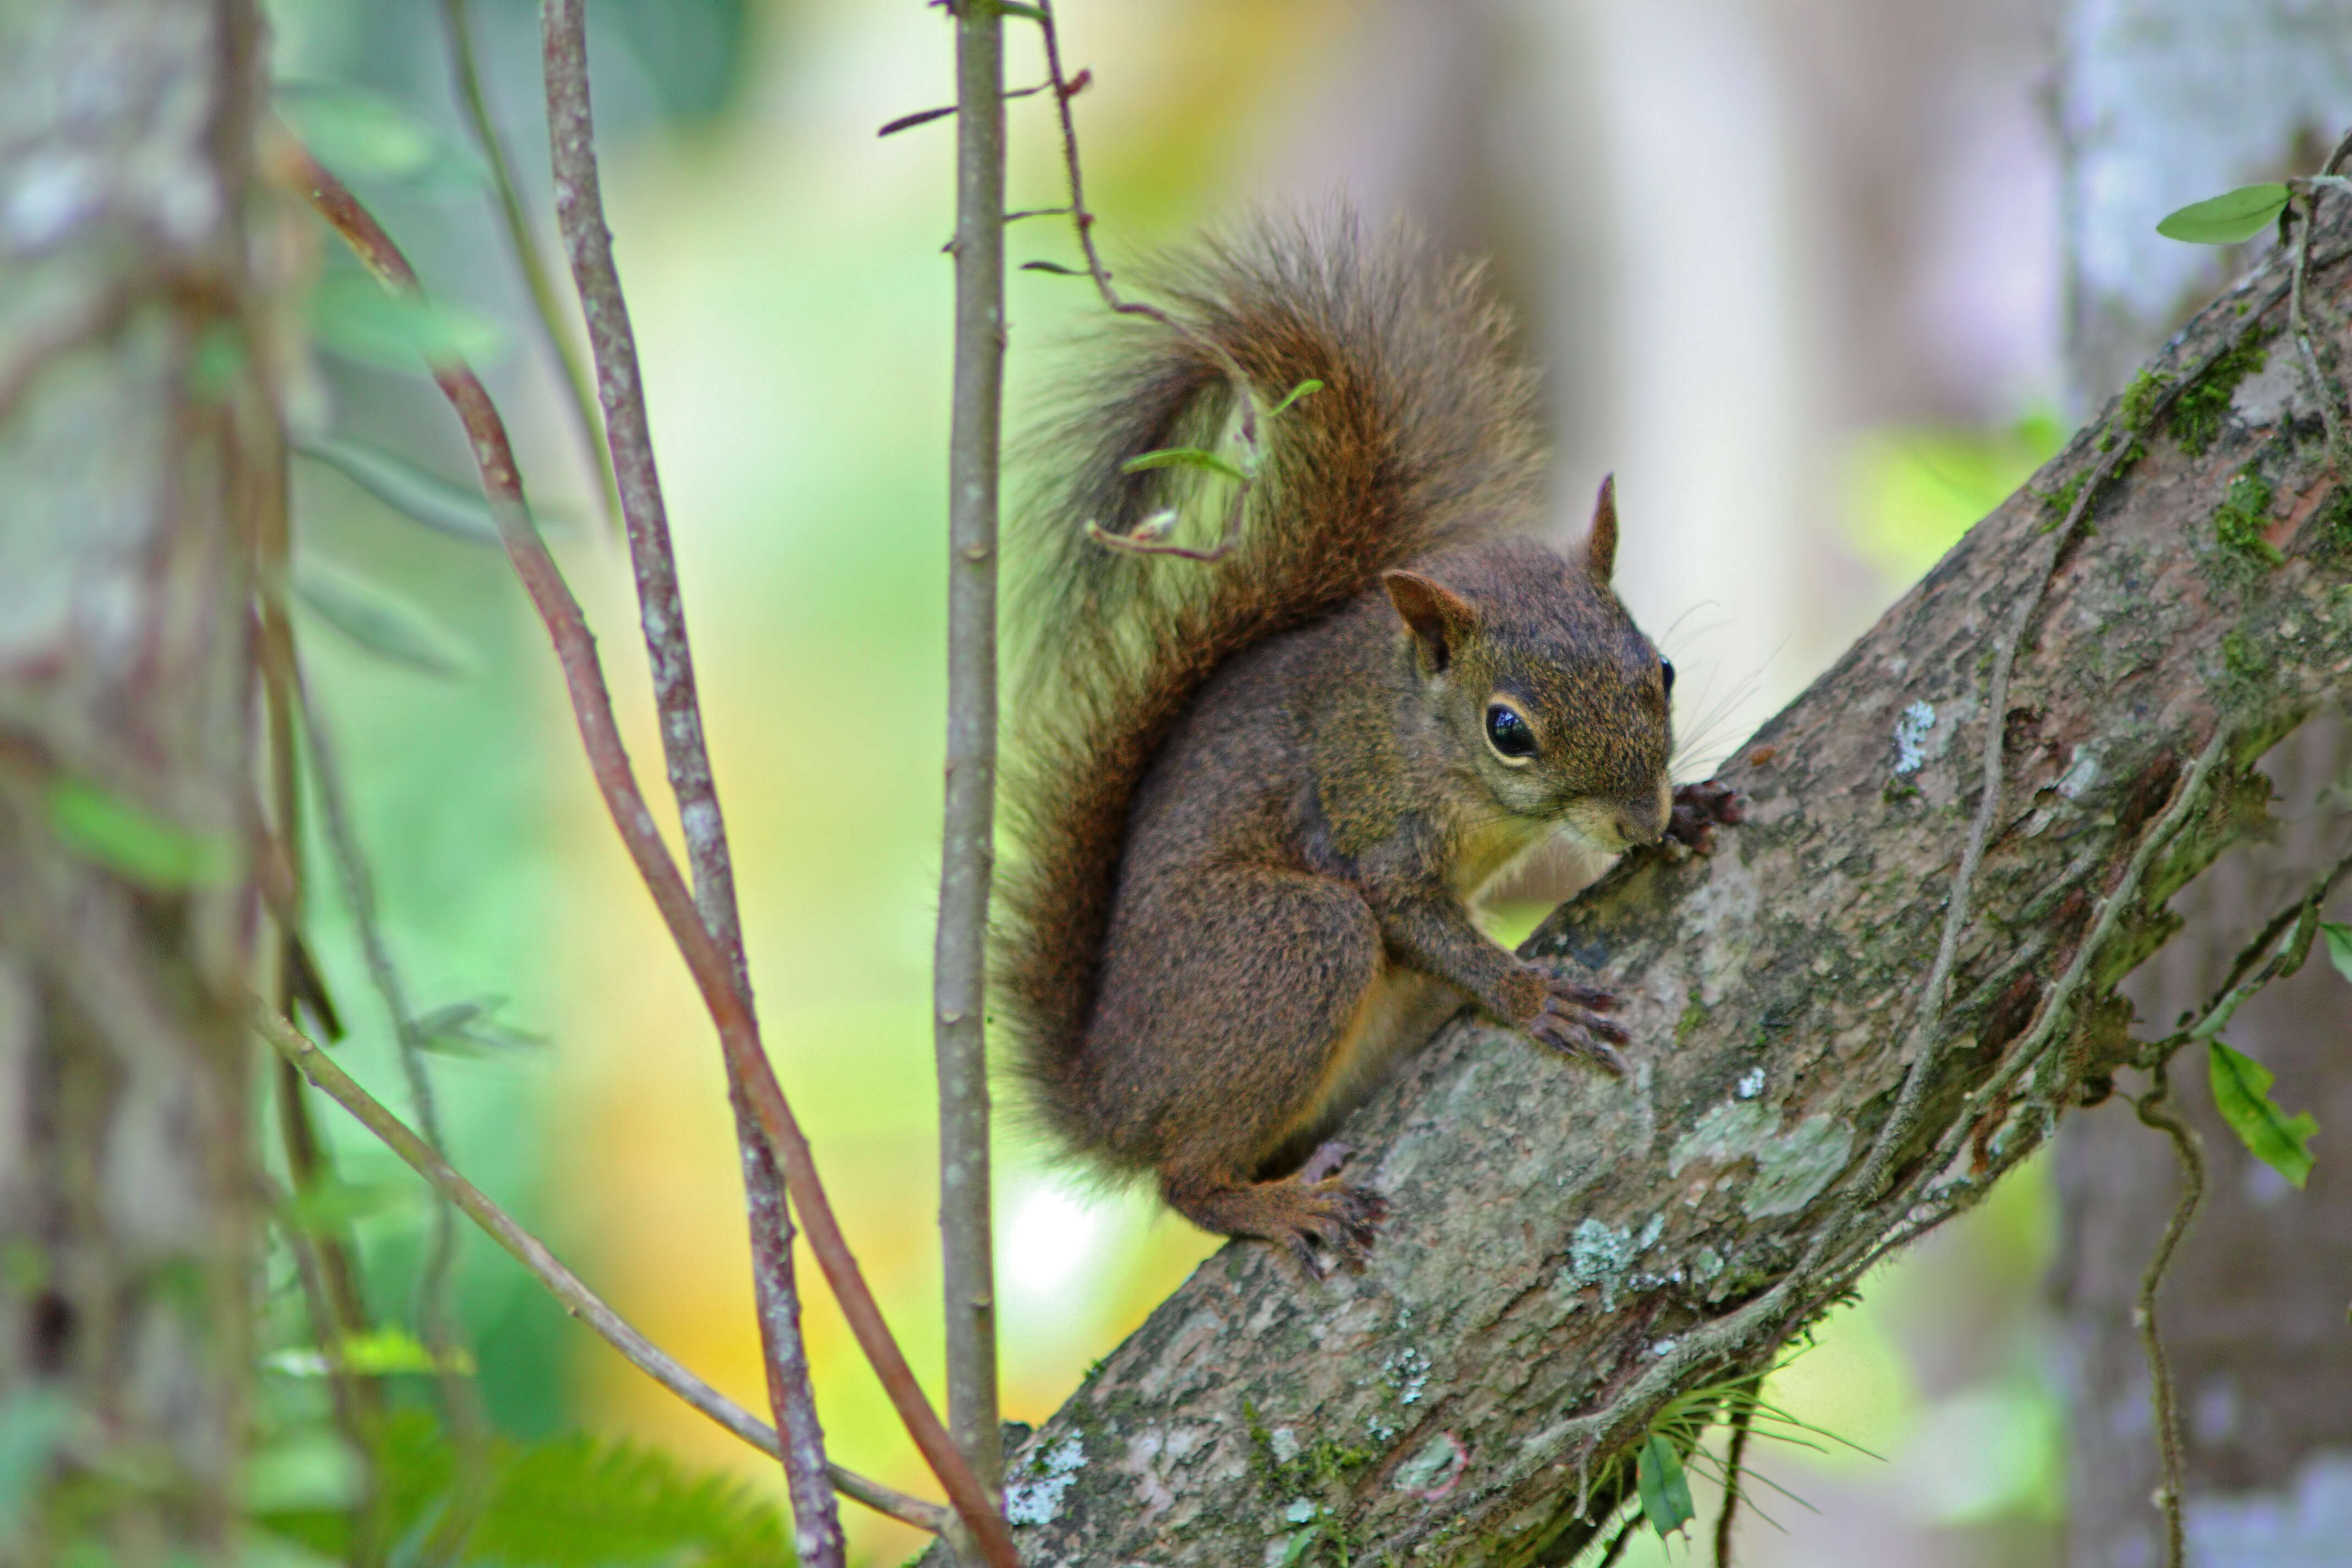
258, 1, 2334, 1564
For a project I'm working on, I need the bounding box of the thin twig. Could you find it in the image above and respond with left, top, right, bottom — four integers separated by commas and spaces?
1813, 277, 2294, 1267
1831, 287, 2272, 1230
1593, 1510, 1640, 1568
262, 1168, 379, 1547
253, 1006, 948, 1534
252, 394, 387, 1560
2289, 188, 2351, 473
2205, 861, 2349, 1008
1838, 570, 2037, 1211
1487, 285, 2275, 1536
2133, 1059, 2203, 1568
435, 0, 619, 533
1814, 727, 2238, 1297
1031, 0, 1265, 562
297, 678, 491, 1565
535, 7, 845, 1561
1713, 1400, 1755, 1567
2186, 841, 2352, 1035
278, 135, 1019, 1568
298, 688, 459, 1340
939, 0, 1009, 1525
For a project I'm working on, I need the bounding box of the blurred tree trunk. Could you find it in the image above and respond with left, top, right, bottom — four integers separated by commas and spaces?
0, 3, 268, 1562
2053, 4, 2352, 1562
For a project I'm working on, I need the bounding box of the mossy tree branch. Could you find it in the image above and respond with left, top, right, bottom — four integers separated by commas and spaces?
987, 203, 2352, 1566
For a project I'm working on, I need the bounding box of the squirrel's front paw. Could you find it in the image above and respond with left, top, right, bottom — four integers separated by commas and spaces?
1517, 966, 1630, 1075
1666, 780, 1746, 854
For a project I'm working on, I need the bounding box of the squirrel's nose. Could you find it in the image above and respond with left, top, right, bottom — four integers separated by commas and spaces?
1613, 780, 1672, 848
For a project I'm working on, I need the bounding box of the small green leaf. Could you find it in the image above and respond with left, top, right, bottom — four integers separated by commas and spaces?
413, 995, 547, 1057
1121, 446, 1248, 481
2209, 1041, 2317, 1188
1020, 259, 1088, 276
45, 779, 237, 889
2321, 921, 2352, 986
274, 82, 489, 190
2157, 183, 2291, 245
308, 273, 505, 372
276, 1178, 418, 1234
1636, 1433, 1695, 1538
293, 436, 503, 545
294, 559, 477, 679
265, 1328, 473, 1379
1267, 378, 1325, 418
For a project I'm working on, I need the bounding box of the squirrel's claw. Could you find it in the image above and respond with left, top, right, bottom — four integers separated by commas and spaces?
1278, 1177, 1390, 1281
1665, 780, 1746, 854
1523, 970, 1631, 1075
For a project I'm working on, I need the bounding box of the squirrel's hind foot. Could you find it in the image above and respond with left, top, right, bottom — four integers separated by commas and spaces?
1163, 1164, 1391, 1283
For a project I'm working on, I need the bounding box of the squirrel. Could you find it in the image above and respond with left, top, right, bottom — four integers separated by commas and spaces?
994, 215, 1734, 1278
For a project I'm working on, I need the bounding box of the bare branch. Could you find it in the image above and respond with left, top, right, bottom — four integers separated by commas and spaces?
435, 0, 620, 533
298, 680, 478, 1394
985, 199, 2352, 1568
253, 1008, 948, 1535
277, 130, 1018, 1568
938, 0, 1011, 1536
2132, 1061, 2204, 1568
1028, 0, 1267, 561
533, 6, 844, 1560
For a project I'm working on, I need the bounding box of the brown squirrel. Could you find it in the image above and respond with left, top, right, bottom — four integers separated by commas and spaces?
995, 215, 1729, 1278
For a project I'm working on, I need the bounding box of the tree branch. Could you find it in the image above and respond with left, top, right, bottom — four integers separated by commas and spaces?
435, 0, 620, 533
534, 7, 845, 1561
275, 135, 1019, 1568
252, 1007, 948, 1534
939, 0, 1009, 1534
983, 194, 2352, 1567
2131, 1060, 2203, 1568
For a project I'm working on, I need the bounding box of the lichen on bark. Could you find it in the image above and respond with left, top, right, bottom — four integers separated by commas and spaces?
955, 203, 2352, 1568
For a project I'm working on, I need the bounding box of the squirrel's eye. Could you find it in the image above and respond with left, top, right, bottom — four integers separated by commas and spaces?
1484, 703, 1537, 761
1660, 656, 1676, 696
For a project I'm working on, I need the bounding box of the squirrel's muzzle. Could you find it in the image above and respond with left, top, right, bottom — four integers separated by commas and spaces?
1610, 777, 1673, 849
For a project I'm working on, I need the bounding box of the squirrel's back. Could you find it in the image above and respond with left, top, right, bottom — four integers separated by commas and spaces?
994, 213, 1550, 1152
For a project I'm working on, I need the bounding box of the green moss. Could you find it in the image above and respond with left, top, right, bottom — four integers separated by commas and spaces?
2213, 469, 2284, 565
2315, 487, 2352, 556
2037, 472, 2087, 532
1243, 1400, 1378, 1565
2175, 338, 2268, 456
1675, 1000, 1708, 1042
2120, 367, 2173, 434
2220, 629, 2268, 679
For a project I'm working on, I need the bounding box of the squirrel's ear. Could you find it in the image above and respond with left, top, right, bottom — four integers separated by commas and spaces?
1584, 473, 1619, 583
1382, 569, 1477, 674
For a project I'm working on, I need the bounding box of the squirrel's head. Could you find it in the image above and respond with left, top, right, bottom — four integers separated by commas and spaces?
1382, 478, 1674, 855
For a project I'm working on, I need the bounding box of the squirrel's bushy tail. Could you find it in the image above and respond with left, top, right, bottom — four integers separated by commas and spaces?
994, 212, 1547, 1151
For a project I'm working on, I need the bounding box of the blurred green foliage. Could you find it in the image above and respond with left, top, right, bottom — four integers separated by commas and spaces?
1841, 413, 2065, 583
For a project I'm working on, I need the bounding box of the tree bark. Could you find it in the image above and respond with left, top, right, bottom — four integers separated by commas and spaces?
0, 3, 266, 1561
976, 197, 2352, 1566
2053, 6, 2352, 1562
